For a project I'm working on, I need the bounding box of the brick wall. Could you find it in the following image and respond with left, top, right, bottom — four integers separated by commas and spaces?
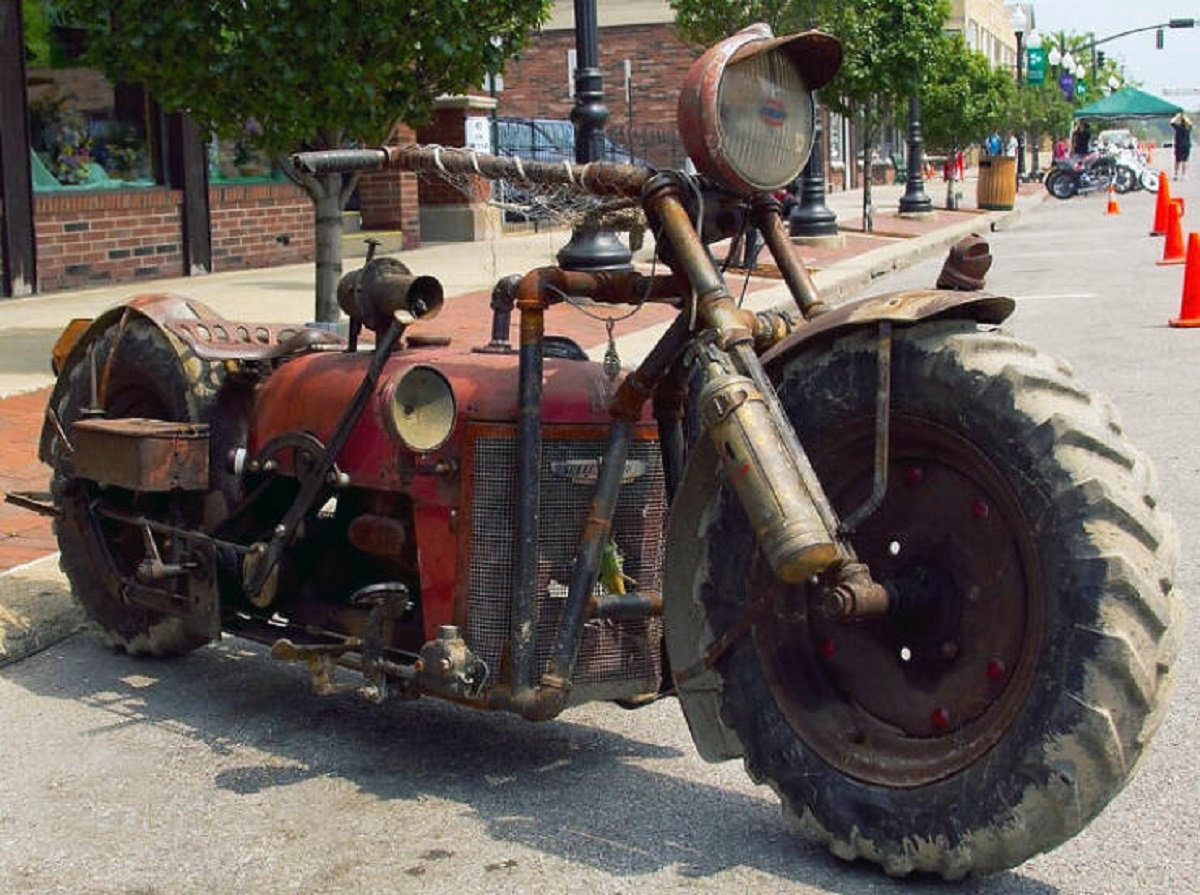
34, 189, 185, 292
357, 123, 422, 246
500, 23, 698, 168
208, 182, 315, 271
32, 181, 317, 293
415, 106, 492, 207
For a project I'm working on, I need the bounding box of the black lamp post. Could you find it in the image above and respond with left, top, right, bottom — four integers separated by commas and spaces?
790, 103, 839, 236
556, 0, 633, 271
1012, 5, 1028, 182
898, 94, 933, 214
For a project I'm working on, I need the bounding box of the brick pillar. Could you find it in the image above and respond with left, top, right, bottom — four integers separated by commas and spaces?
415, 95, 500, 242
357, 123, 421, 249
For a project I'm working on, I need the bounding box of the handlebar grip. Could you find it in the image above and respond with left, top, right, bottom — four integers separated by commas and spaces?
291, 149, 388, 174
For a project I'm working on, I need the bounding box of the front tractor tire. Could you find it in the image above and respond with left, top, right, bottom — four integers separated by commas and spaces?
669, 320, 1181, 878
48, 317, 211, 657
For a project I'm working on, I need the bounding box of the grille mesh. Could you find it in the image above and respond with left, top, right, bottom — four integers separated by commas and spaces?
467, 429, 665, 694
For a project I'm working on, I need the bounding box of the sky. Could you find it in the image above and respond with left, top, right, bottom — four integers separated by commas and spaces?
1029, 1, 1200, 104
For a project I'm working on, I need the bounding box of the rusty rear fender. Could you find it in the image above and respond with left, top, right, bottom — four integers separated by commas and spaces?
38, 294, 228, 465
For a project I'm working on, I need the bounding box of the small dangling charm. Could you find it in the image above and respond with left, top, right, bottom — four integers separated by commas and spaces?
603, 318, 621, 380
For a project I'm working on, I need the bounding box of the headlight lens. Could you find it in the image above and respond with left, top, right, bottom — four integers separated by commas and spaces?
717, 49, 814, 192
679, 26, 838, 196
388, 366, 456, 453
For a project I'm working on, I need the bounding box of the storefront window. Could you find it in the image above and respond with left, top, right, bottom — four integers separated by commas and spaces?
25, 18, 157, 191
208, 125, 282, 184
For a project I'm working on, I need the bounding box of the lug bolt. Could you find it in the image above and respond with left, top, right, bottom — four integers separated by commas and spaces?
930, 707, 952, 731
970, 497, 990, 519
904, 465, 925, 485
817, 637, 837, 660
987, 658, 1007, 682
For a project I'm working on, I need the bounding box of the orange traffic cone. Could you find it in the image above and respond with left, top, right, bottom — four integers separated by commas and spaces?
1151, 172, 1173, 235
1158, 201, 1186, 265
1169, 233, 1200, 327
1105, 186, 1121, 215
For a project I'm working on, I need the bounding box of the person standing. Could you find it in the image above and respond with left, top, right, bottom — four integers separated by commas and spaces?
1170, 112, 1193, 180
1071, 120, 1091, 157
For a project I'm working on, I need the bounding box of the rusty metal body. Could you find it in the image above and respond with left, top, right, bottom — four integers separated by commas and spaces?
32, 135, 1012, 718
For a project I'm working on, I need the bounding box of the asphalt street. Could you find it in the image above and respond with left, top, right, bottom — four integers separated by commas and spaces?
0, 176, 1196, 893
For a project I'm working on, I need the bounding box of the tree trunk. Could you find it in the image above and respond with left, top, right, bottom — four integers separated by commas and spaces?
312, 172, 344, 322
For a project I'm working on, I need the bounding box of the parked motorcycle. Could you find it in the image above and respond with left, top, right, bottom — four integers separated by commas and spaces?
17, 24, 1181, 881
1111, 146, 1160, 194
1044, 150, 1119, 198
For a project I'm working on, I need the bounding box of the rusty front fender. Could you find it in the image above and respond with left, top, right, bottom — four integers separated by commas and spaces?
761, 288, 1015, 368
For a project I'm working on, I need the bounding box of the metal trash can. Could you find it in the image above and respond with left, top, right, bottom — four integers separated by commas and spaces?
976, 155, 1017, 210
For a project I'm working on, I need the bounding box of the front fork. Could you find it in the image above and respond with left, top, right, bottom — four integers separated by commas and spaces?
644, 173, 888, 606
495, 174, 889, 719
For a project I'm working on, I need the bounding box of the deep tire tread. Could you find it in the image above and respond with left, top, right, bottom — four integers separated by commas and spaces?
686, 320, 1181, 878
50, 319, 209, 658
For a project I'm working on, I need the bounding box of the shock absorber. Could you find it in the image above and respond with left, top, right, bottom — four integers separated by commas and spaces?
689, 340, 843, 583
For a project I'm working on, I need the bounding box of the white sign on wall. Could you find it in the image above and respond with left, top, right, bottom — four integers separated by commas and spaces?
465, 116, 492, 153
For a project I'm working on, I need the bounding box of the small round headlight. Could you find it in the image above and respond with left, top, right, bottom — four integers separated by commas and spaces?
679, 25, 842, 195
388, 366, 456, 453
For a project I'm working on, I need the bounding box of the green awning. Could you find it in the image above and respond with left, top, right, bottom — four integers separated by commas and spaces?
1073, 87, 1183, 120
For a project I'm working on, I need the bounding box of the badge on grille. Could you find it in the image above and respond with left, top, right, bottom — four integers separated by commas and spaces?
550, 458, 648, 485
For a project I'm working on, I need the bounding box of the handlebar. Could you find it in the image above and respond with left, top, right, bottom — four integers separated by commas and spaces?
293, 149, 389, 175
291, 144, 652, 199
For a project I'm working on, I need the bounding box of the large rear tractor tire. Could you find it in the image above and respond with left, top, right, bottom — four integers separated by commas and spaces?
48, 317, 211, 657
673, 320, 1181, 878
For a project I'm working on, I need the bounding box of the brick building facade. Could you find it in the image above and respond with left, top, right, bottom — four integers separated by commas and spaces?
498, 20, 699, 169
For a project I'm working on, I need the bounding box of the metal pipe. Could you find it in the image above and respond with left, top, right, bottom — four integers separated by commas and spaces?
839, 322, 892, 533
545, 418, 634, 692
511, 291, 545, 694
753, 197, 829, 319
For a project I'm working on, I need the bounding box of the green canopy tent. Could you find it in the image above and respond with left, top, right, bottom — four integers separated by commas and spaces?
1073, 87, 1183, 120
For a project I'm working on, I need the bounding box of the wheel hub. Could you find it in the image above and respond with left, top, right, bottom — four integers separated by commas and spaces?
754, 415, 1045, 787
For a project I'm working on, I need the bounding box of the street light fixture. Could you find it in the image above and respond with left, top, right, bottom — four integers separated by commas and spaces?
897, 92, 933, 214
555, 0, 633, 272
1011, 5, 1028, 182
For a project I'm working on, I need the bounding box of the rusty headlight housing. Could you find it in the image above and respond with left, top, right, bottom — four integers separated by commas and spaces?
678, 24, 842, 196
387, 366, 456, 453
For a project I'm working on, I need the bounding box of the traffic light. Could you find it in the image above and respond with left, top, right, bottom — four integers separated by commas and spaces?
1097, 50, 1106, 66
1157, 28, 1164, 49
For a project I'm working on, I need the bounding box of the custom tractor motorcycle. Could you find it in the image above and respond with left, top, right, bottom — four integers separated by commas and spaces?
26, 27, 1182, 878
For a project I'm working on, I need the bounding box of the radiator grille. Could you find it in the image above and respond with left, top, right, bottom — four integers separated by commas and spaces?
467, 428, 665, 696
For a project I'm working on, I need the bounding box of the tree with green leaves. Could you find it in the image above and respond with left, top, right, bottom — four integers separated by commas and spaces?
1022, 81, 1075, 173
55, 0, 553, 320
670, 0, 831, 43
820, 0, 949, 229
921, 34, 1015, 207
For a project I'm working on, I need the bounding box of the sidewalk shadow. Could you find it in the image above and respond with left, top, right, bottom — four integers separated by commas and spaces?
3, 626, 1060, 894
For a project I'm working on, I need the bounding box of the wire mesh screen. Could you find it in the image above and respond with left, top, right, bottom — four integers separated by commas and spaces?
466, 428, 665, 697
413, 147, 646, 233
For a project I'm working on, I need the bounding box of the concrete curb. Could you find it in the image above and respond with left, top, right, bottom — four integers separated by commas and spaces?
0, 554, 83, 668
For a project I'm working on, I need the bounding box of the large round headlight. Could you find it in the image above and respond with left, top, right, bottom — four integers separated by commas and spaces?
679, 25, 842, 195
387, 366, 456, 453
